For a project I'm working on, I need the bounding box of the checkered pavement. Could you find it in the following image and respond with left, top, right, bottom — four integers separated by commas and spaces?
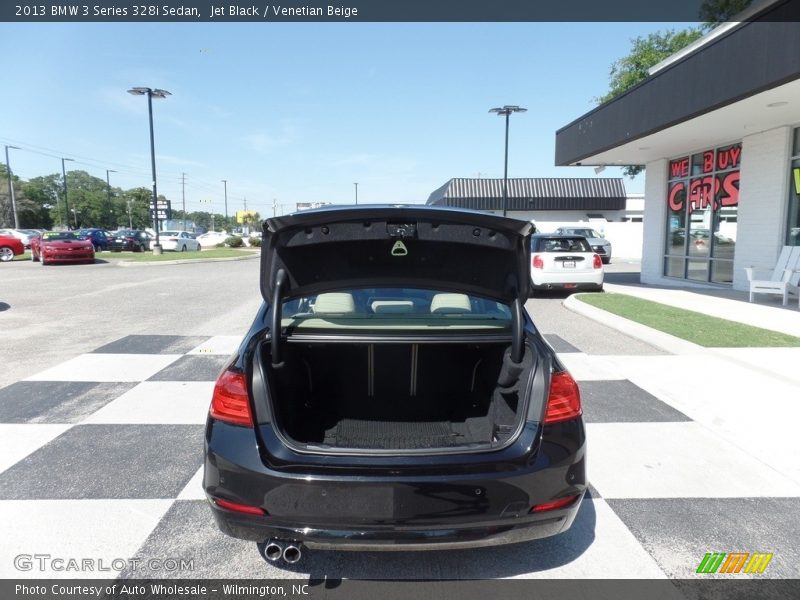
1, 334, 798, 580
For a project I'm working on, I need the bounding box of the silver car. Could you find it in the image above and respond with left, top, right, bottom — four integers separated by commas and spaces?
554, 227, 612, 264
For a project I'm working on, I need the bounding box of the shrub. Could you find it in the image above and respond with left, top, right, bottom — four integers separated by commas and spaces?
248, 236, 262, 247
225, 235, 243, 248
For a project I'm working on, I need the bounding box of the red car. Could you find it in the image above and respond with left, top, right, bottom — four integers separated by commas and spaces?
0, 234, 25, 262
31, 232, 95, 265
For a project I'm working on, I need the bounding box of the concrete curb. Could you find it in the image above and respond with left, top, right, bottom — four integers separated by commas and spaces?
563, 293, 703, 355
114, 253, 260, 267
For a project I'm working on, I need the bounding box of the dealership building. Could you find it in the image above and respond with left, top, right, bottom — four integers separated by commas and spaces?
555, 0, 800, 290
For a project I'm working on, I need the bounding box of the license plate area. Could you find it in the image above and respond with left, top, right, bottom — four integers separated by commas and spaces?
562, 261, 575, 269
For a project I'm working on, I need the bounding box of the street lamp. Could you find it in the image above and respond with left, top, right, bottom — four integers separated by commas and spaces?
61, 157, 75, 229
106, 169, 117, 228
354, 182, 358, 205
4, 145, 20, 229
488, 105, 527, 217
127, 86, 171, 253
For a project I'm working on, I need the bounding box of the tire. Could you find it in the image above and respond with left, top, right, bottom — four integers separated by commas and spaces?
180, 245, 187, 252
602, 257, 610, 265
94, 244, 101, 252
0, 247, 13, 262
40, 254, 47, 266
31, 250, 38, 262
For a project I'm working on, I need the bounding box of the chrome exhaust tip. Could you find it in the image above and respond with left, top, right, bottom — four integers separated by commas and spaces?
283, 544, 302, 564
263, 540, 283, 562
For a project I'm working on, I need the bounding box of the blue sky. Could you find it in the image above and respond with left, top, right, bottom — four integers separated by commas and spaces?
1, 22, 693, 216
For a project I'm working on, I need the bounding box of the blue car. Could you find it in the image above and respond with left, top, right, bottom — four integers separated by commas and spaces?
75, 229, 113, 251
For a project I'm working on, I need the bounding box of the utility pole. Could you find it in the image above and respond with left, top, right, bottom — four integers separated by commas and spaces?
127, 198, 133, 228
354, 182, 358, 205
4, 145, 20, 229
61, 158, 75, 229
272, 198, 277, 217
106, 169, 116, 229
181, 172, 187, 231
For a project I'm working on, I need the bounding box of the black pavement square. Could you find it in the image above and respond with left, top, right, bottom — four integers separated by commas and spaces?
607, 497, 800, 580
579, 380, 690, 423
147, 355, 229, 382
0, 424, 204, 499
545, 334, 581, 353
0, 381, 137, 424
92, 335, 210, 355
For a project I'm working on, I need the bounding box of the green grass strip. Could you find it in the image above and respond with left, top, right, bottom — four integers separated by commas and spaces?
103, 248, 255, 262
576, 292, 800, 348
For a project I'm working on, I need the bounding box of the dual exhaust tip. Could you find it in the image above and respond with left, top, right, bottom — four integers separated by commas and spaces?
264, 540, 302, 564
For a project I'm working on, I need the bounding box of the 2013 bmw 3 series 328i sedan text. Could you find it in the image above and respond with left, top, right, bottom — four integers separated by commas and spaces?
203, 205, 586, 564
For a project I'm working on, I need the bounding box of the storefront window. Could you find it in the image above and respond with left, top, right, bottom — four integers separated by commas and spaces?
786, 127, 800, 246
664, 143, 740, 284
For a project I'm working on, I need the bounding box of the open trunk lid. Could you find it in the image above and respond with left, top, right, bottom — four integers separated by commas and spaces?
260, 206, 534, 304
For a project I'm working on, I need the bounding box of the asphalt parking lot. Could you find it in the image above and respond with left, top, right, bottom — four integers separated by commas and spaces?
2, 257, 799, 582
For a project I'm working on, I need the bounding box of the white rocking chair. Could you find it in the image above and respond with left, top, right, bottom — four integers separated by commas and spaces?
744, 246, 800, 306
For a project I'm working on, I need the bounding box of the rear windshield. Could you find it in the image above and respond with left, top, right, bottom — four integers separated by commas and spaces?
561, 228, 601, 238
281, 288, 511, 331
533, 237, 592, 253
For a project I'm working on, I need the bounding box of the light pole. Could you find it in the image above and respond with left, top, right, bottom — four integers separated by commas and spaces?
221, 179, 228, 226
489, 105, 527, 217
61, 157, 75, 229
354, 182, 358, 205
106, 169, 116, 229
127, 86, 171, 253
4, 145, 20, 229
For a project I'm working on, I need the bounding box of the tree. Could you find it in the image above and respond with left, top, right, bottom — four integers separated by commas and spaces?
699, 0, 754, 28
598, 0, 755, 178
23, 174, 62, 228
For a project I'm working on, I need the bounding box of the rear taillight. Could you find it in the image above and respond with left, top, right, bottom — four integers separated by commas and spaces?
593, 254, 602, 269
544, 371, 582, 424
209, 369, 252, 427
214, 498, 266, 515
530, 494, 580, 513
532, 254, 544, 269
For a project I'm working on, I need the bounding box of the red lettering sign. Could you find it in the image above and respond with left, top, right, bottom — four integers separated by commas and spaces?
716, 144, 742, 171
670, 158, 689, 179
702, 151, 715, 174
668, 181, 686, 211
688, 176, 719, 212
719, 171, 740, 206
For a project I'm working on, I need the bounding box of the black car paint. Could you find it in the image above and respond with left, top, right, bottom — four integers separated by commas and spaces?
204, 206, 586, 553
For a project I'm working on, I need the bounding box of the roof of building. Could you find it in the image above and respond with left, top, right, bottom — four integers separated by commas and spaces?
426, 177, 627, 211
555, 0, 800, 167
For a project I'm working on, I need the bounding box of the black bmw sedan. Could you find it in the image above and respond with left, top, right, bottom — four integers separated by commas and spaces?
204, 205, 586, 564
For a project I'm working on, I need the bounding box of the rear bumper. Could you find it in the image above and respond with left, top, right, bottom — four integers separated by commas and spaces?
208, 496, 583, 550
531, 270, 603, 289
204, 419, 586, 550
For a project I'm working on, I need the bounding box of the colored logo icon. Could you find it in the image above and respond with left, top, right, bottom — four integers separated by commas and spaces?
696, 552, 773, 574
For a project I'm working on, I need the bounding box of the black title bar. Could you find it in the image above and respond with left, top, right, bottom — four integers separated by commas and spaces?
3, 0, 799, 23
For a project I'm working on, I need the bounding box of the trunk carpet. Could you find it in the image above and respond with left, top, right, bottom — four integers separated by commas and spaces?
323, 419, 464, 449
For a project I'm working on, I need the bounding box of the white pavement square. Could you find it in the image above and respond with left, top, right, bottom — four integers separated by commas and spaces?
586, 422, 800, 499
177, 467, 205, 500
0, 424, 72, 474
187, 336, 242, 356
82, 381, 215, 425
557, 353, 626, 381
0, 499, 173, 579
510, 498, 667, 579
25, 354, 182, 383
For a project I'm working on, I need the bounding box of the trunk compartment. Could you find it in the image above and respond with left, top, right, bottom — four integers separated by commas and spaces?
263, 339, 533, 452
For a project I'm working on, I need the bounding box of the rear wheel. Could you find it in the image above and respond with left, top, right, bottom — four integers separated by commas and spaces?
602, 257, 610, 264
0, 247, 13, 262
31, 250, 38, 262
180, 244, 187, 252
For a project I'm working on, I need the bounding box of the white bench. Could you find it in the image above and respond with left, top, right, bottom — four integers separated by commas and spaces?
744, 246, 800, 306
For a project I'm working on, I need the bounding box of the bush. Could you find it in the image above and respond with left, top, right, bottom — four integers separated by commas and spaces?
248, 236, 262, 247
225, 235, 243, 248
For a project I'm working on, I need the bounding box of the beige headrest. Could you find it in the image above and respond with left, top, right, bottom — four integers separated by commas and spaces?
313, 293, 356, 314
430, 293, 472, 314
